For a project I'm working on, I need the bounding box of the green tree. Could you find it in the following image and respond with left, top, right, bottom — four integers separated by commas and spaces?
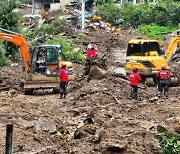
0, 0, 21, 62
97, 3, 121, 26
17, 0, 32, 4
95, 0, 115, 5
0, 42, 9, 67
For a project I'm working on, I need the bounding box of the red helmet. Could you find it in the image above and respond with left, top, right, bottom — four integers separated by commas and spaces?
91, 44, 95, 48
133, 67, 137, 73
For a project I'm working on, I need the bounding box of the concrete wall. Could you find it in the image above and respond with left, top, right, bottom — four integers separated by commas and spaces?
51, 3, 61, 10
33, 0, 74, 14
59, 0, 73, 8
34, 2, 44, 14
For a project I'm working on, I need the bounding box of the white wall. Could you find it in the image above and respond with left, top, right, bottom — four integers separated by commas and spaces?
33, 0, 73, 14
51, 3, 61, 10
60, 0, 73, 8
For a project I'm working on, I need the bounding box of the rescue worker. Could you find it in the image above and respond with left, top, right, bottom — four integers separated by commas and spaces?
58, 64, 69, 99
156, 64, 172, 98
84, 43, 98, 75
129, 67, 141, 99
86, 43, 98, 59
37, 49, 46, 73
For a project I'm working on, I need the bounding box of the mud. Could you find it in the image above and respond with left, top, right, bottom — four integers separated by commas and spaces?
0, 8, 180, 154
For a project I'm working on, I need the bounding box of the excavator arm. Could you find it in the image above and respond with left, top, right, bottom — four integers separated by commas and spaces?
165, 35, 180, 65
0, 28, 31, 72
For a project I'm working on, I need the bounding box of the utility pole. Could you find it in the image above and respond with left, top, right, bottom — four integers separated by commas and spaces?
32, 0, 35, 14
81, 0, 85, 31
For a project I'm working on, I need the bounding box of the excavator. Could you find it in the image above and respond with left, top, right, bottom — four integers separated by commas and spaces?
0, 27, 74, 94
125, 32, 180, 86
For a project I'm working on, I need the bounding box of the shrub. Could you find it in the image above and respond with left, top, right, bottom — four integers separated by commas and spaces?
155, 133, 180, 154
45, 35, 85, 64
0, 43, 10, 67
97, 0, 180, 28
138, 24, 179, 40
23, 19, 65, 43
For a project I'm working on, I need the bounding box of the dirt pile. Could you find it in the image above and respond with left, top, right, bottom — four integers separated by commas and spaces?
0, 65, 25, 92
0, 72, 180, 153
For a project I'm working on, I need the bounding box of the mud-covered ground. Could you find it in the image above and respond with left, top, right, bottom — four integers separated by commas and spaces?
0, 10, 180, 153
0, 74, 180, 153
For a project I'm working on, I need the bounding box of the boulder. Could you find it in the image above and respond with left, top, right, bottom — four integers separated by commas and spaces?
88, 66, 107, 80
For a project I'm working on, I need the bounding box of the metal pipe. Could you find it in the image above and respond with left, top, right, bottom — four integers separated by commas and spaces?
5, 124, 14, 154
81, 0, 85, 31
0, 27, 19, 35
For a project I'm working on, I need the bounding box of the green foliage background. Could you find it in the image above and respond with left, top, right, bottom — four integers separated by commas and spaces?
138, 24, 179, 40
97, 0, 180, 28
45, 35, 85, 64
0, 0, 21, 66
23, 19, 85, 64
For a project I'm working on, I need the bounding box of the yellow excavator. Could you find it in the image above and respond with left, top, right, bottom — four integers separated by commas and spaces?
125, 33, 180, 86
0, 27, 74, 94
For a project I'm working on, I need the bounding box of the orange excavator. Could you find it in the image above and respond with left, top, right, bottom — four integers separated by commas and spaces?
0, 27, 74, 94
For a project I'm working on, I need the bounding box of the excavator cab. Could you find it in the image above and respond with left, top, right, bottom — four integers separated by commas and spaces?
31, 45, 74, 77
31, 45, 61, 76
127, 41, 161, 56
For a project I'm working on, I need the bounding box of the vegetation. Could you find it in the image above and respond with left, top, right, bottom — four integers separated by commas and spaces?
0, 0, 21, 66
23, 18, 85, 64
138, 24, 179, 40
97, 3, 121, 26
97, 0, 180, 28
23, 19, 66, 42
96, 0, 180, 39
155, 133, 180, 154
17, 0, 32, 4
0, 42, 10, 67
45, 35, 85, 64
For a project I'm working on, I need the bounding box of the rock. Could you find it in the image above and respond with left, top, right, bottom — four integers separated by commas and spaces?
172, 116, 180, 134
74, 128, 86, 139
8, 89, 17, 96
73, 48, 80, 52
35, 118, 56, 134
93, 127, 104, 143
174, 123, 180, 134
169, 98, 178, 103
101, 139, 128, 153
149, 97, 158, 103
88, 66, 107, 80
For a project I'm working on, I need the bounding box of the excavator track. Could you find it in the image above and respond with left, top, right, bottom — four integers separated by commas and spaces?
170, 76, 179, 86
23, 81, 60, 95
144, 76, 179, 87
145, 78, 155, 87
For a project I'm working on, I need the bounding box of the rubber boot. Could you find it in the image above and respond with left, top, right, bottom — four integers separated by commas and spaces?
157, 91, 161, 98
59, 93, 63, 99
164, 92, 168, 98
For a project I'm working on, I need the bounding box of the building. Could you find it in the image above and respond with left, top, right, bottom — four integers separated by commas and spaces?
32, 0, 73, 14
